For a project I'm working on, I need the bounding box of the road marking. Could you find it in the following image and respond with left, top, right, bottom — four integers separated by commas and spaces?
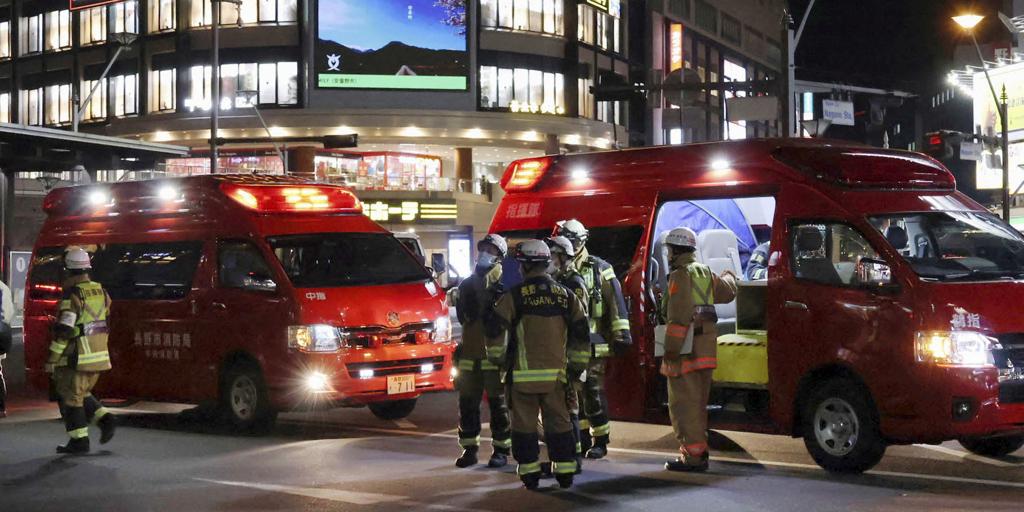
913, 443, 1021, 468
196, 478, 478, 510
392, 419, 417, 429
291, 422, 1024, 490
195, 478, 406, 505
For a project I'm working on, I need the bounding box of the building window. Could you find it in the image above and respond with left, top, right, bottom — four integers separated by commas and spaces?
0, 21, 10, 59
597, 100, 623, 125
149, 68, 176, 113
191, 0, 297, 27
45, 10, 72, 52
578, 3, 621, 53
186, 61, 299, 111
721, 14, 741, 44
723, 59, 747, 140
694, 0, 717, 34
0, 92, 10, 122
111, 74, 139, 117
80, 78, 108, 121
481, 0, 564, 36
669, 0, 690, 19
22, 84, 73, 125
149, 0, 176, 32
479, 65, 564, 114
80, 6, 107, 46
111, 0, 139, 34
578, 78, 594, 119
19, 14, 43, 55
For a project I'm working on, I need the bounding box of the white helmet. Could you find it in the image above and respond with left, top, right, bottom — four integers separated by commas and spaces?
515, 240, 552, 263
665, 227, 697, 250
64, 247, 92, 270
553, 219, 588, 250
546, 236, 576, 258
478, 234, 508, 258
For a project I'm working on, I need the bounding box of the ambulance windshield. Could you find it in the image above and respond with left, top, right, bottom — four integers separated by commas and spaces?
869, 211, 1024, 281
269, 233, 431, 287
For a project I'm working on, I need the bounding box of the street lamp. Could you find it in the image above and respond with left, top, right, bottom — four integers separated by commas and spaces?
237, 90, 288, 174
73, 31, 138, 132
210, 0, 242, 174
954, 13, 1012, 223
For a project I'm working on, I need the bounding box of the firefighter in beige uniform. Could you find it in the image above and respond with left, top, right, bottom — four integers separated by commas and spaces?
46, 247, 116, 454
660, 228, 737, 472
485, 240, 591, 490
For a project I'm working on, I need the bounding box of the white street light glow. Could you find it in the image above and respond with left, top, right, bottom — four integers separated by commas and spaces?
710, 159, 730, 171
953, 14, 985, 31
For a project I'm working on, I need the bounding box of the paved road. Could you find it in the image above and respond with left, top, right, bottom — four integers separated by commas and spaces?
2, 390, 1022, 512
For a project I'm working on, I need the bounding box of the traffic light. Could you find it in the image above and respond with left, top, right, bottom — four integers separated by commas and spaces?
923, 130, 958, 160
591, 70, 645, 102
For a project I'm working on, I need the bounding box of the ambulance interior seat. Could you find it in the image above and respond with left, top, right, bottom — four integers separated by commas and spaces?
651, 230, 671, 301
794, 229, 842, 286
696, 229, 742, 335
885, 226, 910, 256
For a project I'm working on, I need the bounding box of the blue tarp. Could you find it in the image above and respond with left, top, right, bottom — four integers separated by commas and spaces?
653, 199, 758, 269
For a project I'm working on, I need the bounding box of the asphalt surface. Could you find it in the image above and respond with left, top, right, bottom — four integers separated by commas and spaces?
2, 388, 1023, 512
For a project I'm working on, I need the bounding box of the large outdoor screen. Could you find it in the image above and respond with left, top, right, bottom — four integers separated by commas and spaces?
316, 0, 468, 90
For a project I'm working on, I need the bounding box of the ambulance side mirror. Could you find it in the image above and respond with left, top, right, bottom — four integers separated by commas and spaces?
858, 258, 899, 294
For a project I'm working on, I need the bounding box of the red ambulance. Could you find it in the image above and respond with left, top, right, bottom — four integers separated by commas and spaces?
490, 139, 1024, 472
24, 175, 454, 430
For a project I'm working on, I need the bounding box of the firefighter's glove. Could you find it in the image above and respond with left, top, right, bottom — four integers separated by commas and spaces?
659, 357, 682, 378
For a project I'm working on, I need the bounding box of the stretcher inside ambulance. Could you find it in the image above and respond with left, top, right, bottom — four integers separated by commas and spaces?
489, 139, 1024, 473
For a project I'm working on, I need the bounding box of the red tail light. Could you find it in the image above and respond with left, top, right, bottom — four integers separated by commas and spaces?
220, 183, 362, 213
501, 157, 554, 191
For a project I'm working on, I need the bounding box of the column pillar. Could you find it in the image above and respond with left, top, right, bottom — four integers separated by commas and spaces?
544, 134, 560, 155
454, 147, 473, 183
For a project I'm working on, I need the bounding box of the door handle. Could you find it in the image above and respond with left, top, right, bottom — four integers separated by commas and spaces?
211, 302, 227, 311
784, 300, 808, 311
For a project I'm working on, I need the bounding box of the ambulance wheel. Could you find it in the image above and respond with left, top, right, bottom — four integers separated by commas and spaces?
368, 399, 417, 420
958, 435, 1024, 458
802, 379, 886, 473
221, 363, 277, 433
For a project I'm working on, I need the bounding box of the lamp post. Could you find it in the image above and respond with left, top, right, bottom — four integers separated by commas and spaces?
954, 14, 1011, 223
73, 31, 137, 132
237, 90, 288, 174
210, 0, 242, 174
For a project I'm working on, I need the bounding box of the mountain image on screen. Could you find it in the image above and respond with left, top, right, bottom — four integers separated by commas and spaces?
316, 39, 466, 77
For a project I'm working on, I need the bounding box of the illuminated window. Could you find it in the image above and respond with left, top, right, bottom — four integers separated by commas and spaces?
578, 4, 621, 53
186, 61, 298, 111
111, 1, 139, 34
481, 0, 562, 36
149, 0, 176, 32
21, 84, 72, 125
0, 21, 10, 59
479, 65, 564, 114
80, 78, 108, 121
80, 6, 107, 46
597, 100, 623, 126
44, 10, 72, 52
724, 59, 747, 140
578, 78, 593, 119
19, 14, 43, 55
111, 74, 138, 117
191, 0, 297, 27
149, 68, 176, 113
0, 92, 10, 122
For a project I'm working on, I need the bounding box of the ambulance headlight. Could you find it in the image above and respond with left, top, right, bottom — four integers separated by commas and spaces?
432, 315, 452, 343
304, 371, 330, 392
915, 331, 999, 367
288, 325, 347, 352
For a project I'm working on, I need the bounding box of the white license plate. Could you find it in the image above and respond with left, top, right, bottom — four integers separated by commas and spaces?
387, 374, 416, 395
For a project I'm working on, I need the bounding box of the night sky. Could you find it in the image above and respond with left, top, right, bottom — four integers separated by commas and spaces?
789, 0, 1006, 92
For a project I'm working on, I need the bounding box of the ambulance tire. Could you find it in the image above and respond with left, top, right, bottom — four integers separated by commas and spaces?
368, 399, 417, 421
802, 379, 886, 473
958, 435, 1024, 458
220, 363, 277, 433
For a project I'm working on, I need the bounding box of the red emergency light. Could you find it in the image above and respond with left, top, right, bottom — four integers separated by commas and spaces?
220, 183, 362, 213
501, 157, 554, 191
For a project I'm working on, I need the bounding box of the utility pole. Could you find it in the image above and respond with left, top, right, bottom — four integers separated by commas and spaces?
784, 0, 817, 137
